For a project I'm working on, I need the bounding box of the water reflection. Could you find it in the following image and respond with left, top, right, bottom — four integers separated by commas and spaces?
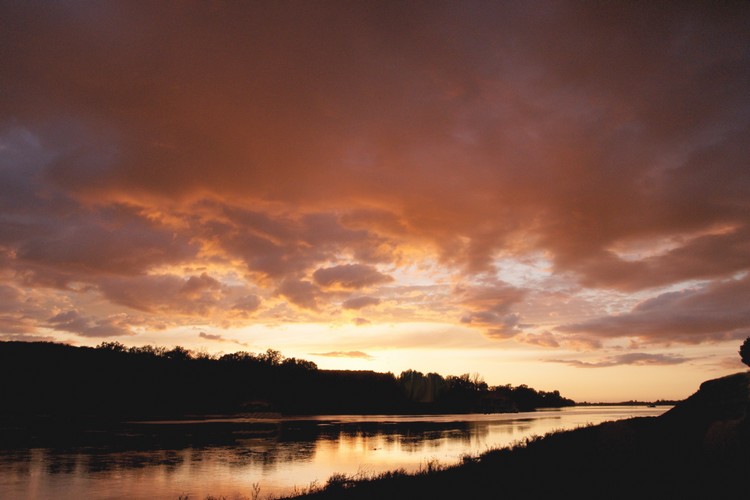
0, 407, 667, 499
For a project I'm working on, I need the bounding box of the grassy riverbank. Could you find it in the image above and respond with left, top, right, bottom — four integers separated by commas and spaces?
272, 372, 750, 499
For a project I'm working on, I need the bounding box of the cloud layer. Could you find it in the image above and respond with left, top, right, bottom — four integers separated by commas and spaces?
549, 353, 692, 369
1, 1, 749, 362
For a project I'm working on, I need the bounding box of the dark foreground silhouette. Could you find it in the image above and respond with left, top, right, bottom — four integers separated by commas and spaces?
0, 341, 572, 424
279, 372, 750, 499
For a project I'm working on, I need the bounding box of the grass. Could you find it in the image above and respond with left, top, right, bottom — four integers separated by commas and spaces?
174, 426, 603, 500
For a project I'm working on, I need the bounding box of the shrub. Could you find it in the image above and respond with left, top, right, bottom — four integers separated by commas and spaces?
740, 337, 750, 368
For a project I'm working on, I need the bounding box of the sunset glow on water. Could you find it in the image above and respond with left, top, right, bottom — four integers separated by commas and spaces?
0, 407, 668, 499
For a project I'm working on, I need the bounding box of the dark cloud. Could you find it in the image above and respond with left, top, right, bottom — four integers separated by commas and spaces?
0, 125, 194, 281
0, 284, 65, 335
313, 264, 393, 289
47, 310, 132, 338
198, 331, 248, 347
276, 278, 319, 310
311, 351, 373, 360
99, 273, 224, 315
549, 353, 691, 369
1, 1, 749, 353
558, 275, 750, 344
564, 226, 750, 291
204, 205, 393, 281
342, 296, 381, 310
0, 285, 23, 311
232, 295, 261, 312
5, 193, 196, 289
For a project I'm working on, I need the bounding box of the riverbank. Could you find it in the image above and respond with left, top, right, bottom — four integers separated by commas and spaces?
278, 372, 750, 499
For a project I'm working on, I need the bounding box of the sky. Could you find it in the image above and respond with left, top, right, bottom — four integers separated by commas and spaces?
1, 1, 749, 402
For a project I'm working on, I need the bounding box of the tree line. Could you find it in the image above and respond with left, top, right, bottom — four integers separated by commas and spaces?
0, 341, 573, 419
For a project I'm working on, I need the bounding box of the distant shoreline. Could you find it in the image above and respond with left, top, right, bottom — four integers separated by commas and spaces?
574, 401, 678, 406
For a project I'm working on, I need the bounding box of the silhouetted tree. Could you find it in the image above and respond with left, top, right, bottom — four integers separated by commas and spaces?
741, 337, 750, 367
97, 341, 127, 352
165, 346, 192, 361
0, 341, 575, 418
259, 348, 283, 365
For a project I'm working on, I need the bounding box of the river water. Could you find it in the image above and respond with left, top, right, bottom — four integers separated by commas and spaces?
0, 406, 668, 499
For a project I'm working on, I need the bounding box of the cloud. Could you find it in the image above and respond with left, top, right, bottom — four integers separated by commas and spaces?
0, 333, 58, 343
1, 1, 749, 359
0, 284, 78, 336
353, 317, 370, 326
99, 273, 224, 314
197, 204, 396, 285
457, 280, 527, 339
199, 332, 223, 341
198, 331, 248, 347
519, 331, 560, 348
276, 278, 319, 310
548, 353, 692, 369
562, 226, 750, 292
313, 264, 393, 289
558, 275, 750, 344
10, 200, 196, 286
559, 335, 603, 351
342, 296, 381, 310
232, 295, 261, 312
47, 310, 132, 338
310, 351, 373, 360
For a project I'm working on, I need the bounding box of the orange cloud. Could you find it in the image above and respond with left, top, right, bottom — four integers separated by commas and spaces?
276, 278, 320, 310
47, 310, 132, 338
0, 1, 748, 362
313, 264, 393, 290
198, 331, 248, 347
311, 351, 373, 360
457, 280, 527, 339
98, 273, 224, 315
549, 353, 692, 369
558, 275, 750, 344
342, 296, 381, 310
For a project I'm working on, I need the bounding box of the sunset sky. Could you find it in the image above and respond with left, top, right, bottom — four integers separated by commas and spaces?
2, 1, 749, 402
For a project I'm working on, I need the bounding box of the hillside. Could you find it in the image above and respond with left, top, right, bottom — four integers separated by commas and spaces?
284, 372, 750, 499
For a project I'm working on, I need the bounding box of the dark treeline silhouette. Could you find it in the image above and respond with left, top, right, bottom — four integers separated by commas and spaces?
0, 341, 573, 420
397, 369, 573, 412
576, 399, 679, 406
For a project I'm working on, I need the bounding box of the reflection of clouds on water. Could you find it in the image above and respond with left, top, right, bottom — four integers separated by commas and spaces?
322, 422, 490, 455
3, 440, 318, 479
0, 408, 667, 499
37, 449, 187, 476
181, 440, 317, 473
0, 450, 31, 476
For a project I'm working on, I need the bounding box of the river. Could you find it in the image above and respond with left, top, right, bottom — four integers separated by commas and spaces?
0, 406, 668, 499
